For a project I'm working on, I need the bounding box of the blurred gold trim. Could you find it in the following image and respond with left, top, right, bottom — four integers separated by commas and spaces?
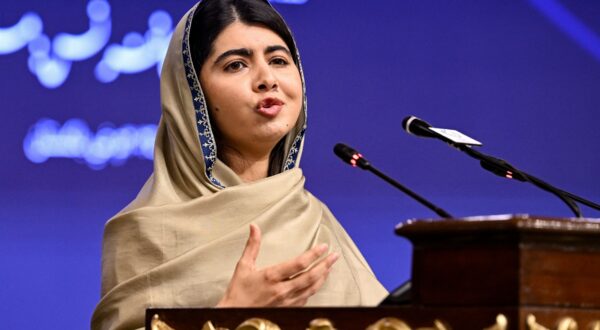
484, 314, 507, 330
151, 314, 176, 330
367, 317, 411, 330
307, 318, 337, 330
587, 321, 600, 330
526, 314, 550, 330
236, 318, 281, 330
557, 317, 578, 330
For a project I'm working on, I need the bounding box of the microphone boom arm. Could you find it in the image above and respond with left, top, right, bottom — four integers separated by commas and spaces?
402, 115, 600, 218
334, 143, 453, 219
458, 143, 583, 218
366, 164, 453, 219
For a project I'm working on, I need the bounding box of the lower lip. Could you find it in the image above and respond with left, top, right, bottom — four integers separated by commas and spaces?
256, 105, 283, 118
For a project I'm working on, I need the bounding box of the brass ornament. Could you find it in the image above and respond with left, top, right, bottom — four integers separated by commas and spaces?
307, 318, 337, 330
557, 317, 578, 330
202, 321, 217, 330
365, 317, 449, 330
434, 319, 450, 330
416, 319, 450, 330
151, 314, 176, 330
367, 317, 412, 330
198, 320, 232, 330
149, 312, 600, 330
236, 318, 281, 330
484, 314, 508, 330
526, 314, 550, 330
587, 321, 600, 330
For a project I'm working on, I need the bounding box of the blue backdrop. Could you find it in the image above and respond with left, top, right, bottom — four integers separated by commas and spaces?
1, 0, 599, 328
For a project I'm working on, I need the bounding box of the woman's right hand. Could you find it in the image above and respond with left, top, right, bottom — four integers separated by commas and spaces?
216, 223, 339, 307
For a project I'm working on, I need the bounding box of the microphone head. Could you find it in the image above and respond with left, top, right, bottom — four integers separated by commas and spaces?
333, 143, 370, 169
402, 116, 437, 138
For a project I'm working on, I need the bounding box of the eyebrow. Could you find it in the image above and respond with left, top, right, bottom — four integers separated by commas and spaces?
265, 45, 291, 56
213, 45, 291, 65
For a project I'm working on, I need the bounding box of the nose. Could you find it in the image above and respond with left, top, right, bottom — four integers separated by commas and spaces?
253, 62, 278, 92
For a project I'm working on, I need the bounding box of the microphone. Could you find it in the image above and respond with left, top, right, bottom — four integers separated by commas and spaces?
401, 115, 600, 217
402, 116, 437, 138
403, 115, 482, 146
333, 143, 370, 169
334, 143, 452, 219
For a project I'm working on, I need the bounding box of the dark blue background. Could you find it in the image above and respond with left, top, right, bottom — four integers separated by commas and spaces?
1, 1, 599, 328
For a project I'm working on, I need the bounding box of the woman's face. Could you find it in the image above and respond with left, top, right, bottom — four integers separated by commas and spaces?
199, 21, 303, 157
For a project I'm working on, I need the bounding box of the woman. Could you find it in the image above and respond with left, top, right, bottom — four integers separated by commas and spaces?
91, 0, 387, 329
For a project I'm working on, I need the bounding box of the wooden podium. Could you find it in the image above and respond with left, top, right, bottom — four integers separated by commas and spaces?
147, 215, 600, 330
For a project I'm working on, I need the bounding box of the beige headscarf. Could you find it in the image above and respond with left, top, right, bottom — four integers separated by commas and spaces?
91, 2, 387, 329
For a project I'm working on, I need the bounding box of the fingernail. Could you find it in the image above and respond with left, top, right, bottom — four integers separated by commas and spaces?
330, 252, 340, 262
317, 243, 328, 252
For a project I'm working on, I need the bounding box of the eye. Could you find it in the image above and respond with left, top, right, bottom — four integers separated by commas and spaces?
270, 57, 289, 66
224, 61, 246, 72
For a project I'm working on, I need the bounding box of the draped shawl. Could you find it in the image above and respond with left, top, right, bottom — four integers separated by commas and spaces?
91, 3, 387, 329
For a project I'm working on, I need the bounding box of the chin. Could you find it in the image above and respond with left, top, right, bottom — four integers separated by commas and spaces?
262, 122, 295, 137
257, 133, 287, 146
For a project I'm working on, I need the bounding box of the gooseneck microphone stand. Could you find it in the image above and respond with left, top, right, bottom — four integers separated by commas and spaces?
333, 143, 453, 219
402, 115, 600, 218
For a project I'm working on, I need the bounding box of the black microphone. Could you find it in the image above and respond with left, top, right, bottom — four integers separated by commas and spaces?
401, 115, 600, 217
333, 143, 370, 169
402, 116, 438, 138
403, 115, 483, 146
334, 143, 452, 219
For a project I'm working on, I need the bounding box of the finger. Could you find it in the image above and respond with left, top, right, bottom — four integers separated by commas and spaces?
239, 224, 261, 267
270, 243, 329, 280
274, 252, 338, 305
291, 275, 328, 306
286, 257, 336, 306
297, 270, 330, 303
286, 252, 339, 292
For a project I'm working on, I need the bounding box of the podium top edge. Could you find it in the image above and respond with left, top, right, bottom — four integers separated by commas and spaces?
395, 214, 600, 236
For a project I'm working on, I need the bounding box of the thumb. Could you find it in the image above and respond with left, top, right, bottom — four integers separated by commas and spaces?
239, 223, 261, 267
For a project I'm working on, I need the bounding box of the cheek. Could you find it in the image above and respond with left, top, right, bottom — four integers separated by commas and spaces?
287, 73, 303, 116
208, 86, 257, 140
289, 71, 303, 98
204, 80, 248, 115
280, 71, 303, 105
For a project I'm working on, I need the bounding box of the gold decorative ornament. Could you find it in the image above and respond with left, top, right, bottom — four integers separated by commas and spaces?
235, 318, 281, 330
526, 314, 550, 330
587, 321, 600, 330
484, 314, 508, 330
431, 319, 450, 330
202, 321, 217, 330
557, 317, 578, 330
366, 317, 450, 330
366, 317, 411, 330
416, 319, 450, 330
307, 318, 337, 330
151, 314, 176, 330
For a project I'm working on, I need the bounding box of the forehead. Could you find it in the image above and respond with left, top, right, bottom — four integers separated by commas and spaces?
211, 21, 288, 53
